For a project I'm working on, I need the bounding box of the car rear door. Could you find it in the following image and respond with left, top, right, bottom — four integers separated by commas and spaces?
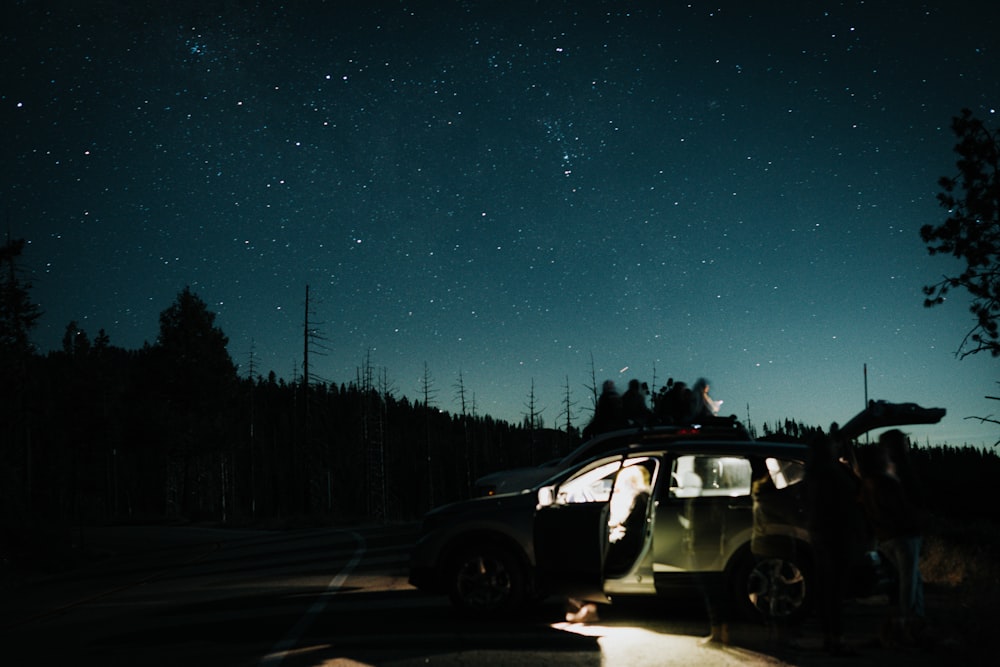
652, 451, 755, 586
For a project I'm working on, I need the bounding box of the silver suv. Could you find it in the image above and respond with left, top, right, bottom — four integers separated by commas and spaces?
473, 415, 750, 497
409, 401, 944, 620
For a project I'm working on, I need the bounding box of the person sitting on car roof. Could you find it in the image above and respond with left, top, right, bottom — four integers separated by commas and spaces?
691, 378, 723, 420
582, 380, 627, 438
653, 379, 691, 424
622, 378, 654, 426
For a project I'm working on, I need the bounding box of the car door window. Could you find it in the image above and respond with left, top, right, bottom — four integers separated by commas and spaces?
752, 456, 809, 539
669, 454, 753, 499
555, 458, 623, 504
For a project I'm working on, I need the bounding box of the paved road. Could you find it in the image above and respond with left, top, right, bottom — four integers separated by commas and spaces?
0, 523, 985, 666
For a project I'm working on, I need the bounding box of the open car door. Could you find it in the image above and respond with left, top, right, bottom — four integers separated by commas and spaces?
533, 456, 625, 603
834, 400, 946, 441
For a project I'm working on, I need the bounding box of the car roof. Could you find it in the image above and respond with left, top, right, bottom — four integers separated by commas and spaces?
537, 400, 946, 489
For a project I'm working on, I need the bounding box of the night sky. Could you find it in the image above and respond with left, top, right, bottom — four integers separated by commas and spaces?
4, 1, 999, 447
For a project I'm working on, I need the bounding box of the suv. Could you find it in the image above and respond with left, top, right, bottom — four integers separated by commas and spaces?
473, 415, 750, 497
409, 401, 944, 621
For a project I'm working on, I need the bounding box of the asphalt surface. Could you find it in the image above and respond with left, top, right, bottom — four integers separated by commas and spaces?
0, 524, 990, 667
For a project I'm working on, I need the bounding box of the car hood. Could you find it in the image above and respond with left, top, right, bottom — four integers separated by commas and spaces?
425, 486, 537, 518
474, 463, 560, 495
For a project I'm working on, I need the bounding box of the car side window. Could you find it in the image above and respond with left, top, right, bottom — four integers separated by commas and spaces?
764, 456, 806, 489
553, 454, 659, 505
555, 459, 622, 504
669, 454, 753, 498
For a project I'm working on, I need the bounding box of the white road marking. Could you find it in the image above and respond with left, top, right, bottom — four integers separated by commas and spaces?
258, 530, 366, 666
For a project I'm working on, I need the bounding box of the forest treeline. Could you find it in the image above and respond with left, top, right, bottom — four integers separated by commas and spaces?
1, 288, 576, 528
2, 238, 999, 537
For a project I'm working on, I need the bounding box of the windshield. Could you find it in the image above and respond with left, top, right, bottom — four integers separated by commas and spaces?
555, 459, 623, 504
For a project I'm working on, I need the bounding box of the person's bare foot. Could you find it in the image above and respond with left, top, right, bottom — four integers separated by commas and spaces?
700, 624, 730, 646
565, 603, 600, 623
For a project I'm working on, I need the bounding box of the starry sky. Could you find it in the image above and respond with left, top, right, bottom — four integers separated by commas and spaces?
4, 1, 999, 447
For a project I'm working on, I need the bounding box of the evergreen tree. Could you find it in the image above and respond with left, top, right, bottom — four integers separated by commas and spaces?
922, 109, 1000, 358
0, 236, 42, 529
62, 320, 91, 357
153, 286, 237, 518
0, 236, 42, 359
157, 286, 236, 385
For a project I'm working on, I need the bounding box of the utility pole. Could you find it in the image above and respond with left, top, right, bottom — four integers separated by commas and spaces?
864, 363, 870, 444
303, 285, 310, 397
863, 363, 868, 409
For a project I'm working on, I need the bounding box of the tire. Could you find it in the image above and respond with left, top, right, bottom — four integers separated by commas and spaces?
446, 541, 527, 616
731, 548, 813, 622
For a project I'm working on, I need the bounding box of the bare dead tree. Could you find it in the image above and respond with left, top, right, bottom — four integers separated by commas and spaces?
556, 374, 577, 435
524, 378, 544, 430
968, 390, 1000, 447
454, 369, 472, 491
585, 351, 599, 415
421, 362, 437, 507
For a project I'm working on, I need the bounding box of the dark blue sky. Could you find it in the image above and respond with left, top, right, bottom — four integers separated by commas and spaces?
4, 1, 999, 446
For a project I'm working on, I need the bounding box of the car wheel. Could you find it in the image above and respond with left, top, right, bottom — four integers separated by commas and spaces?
446, 542, 526, 616
733, 550, 812, 622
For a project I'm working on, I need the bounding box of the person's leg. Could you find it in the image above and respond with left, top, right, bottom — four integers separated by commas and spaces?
880, 538, 917, 645
816, 543, 857, 654
907, 536, 925, 620
891, 539, 918, 620
812, 546, 837, 647
879, 540, 903, 615
699, 572, 730, 645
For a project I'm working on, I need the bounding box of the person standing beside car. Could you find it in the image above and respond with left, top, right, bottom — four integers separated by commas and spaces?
858, 431, 926, 647
804, 433, 867, 656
